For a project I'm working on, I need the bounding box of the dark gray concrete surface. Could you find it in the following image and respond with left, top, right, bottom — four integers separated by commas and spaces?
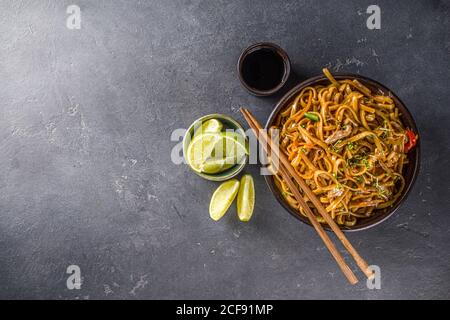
0, 0, 449, 299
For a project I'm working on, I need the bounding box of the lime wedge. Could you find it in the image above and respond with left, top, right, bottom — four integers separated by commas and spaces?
186, 133, 222, 172
212, 132, 248, 163
194, 119, 223, 136
237, 174, 255, 222
209, 179, 240, 221
200, 157, 235, 174
187, 130, 247, 175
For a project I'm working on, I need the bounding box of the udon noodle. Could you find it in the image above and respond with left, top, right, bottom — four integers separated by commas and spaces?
270, 68, 417, 227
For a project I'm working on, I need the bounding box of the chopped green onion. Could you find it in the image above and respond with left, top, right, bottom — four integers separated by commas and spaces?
304, 112, 319, 122
361, 158, 371, 169
373, 178, 386, 195
331, 140, 342, 152
347, 142, 355, 150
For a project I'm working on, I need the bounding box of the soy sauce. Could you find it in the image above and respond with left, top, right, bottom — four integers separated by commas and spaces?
241, 48, 285, 91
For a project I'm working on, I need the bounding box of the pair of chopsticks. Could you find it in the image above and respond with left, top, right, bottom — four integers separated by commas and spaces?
241, 108, 373, 284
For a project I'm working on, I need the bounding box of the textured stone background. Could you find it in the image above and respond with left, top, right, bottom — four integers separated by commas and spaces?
0, 0, 449, 299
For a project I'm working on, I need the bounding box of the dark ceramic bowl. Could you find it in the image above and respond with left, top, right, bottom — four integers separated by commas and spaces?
264, 73, 420, 232
237, 42, 291, 96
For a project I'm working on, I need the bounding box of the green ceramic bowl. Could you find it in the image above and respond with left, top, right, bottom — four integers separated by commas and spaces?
183, 114, 248, 181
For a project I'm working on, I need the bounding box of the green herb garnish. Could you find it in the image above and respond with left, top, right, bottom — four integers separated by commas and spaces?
304, 112, 319, 122
347, 142, 356, 151
361, 158, 371, 169
372, 178, 386, 195
332, 140, 343, 152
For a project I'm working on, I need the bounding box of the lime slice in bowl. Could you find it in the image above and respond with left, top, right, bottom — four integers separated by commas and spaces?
194, 119, 223, 136
186, 133, 222, 172
209, 179, 240, 221
212, 132, 248, 163
200, 157, 236, 174
237, 174, 255, 222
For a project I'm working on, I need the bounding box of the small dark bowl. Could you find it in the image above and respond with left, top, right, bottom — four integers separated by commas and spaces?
237, 42, 291, 96
264, 73, 421, 232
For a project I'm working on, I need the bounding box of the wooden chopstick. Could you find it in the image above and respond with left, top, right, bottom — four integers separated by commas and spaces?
240, 109, 358, 284
275, 156, 359, 284
241, 107, 374, 281
241, 107, 373, 279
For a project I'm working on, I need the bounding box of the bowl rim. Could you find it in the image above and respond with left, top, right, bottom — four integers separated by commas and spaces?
183, 113, 248, 182
264, 73, 421, 232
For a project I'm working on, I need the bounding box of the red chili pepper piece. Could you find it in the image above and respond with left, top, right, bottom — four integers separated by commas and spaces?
404, 130, 417, 153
